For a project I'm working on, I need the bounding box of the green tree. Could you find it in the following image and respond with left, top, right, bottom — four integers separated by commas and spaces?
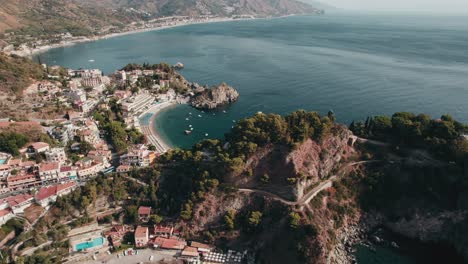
248, 211, 263, 228
224, 210, 236, 230
289, 212, 301, 229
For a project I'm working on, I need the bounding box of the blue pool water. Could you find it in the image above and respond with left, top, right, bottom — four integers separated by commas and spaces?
75, 237, 105, 251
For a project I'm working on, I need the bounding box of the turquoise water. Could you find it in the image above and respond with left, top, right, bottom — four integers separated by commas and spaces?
38, 12, 468, 148
75, 237, 104, 251
0, 159, 5, 165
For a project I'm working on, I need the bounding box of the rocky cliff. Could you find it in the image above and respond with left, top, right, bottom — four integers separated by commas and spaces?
190, 83, 239, 110
225, 125, 355, 201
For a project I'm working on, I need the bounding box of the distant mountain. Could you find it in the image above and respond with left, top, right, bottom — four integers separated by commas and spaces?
0, 0, 319, 39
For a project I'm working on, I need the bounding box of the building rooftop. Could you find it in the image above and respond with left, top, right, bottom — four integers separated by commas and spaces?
138, 206, 151, 215
30, 142, 50, 150
0, 193, 33, 207
154, 237, 186, 250
190, 241, 213, 250
60, 166, 74, 173
36, 182, 76, 201
135, 226, 148, 238
181, 246, 199, 257
39, 162, 60, 172
0, 209, 12, 217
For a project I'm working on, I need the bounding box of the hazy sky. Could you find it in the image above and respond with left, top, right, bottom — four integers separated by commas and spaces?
325, 0, 468, 13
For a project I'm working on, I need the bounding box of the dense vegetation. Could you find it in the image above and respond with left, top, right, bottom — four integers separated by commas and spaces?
92, 104, 145, 154
0, 53, 45, 93
119, 62, 190, 94
350, 112, 468, 163
0, 131, 29, 155
158, 110, 337, 218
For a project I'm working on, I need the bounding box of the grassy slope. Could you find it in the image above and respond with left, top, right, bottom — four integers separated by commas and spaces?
0, 53, 45, 94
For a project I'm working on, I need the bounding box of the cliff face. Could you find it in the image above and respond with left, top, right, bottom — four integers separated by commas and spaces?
190, 83, 239, 110
359, 159, 468, 261
225, 125, 355, 201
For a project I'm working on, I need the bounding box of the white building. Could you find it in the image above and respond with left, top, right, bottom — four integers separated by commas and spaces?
0, 194, 34, 214
45, 148, 67, 164
66, 88, 86, 102
0, 209, 13, 226
38, 162, 60, 182
121, 92, 155, 116
120, 145, 156, 167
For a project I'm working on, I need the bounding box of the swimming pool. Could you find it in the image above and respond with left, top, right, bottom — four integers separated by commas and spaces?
75, 237, 105, 251
0, 160, 6, 165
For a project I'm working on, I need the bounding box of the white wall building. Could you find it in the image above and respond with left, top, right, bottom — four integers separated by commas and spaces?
45, 148, 67, 164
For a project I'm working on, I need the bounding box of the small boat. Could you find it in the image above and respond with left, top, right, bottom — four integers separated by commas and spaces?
89, 59, 95, 62
185, 118, 189, 121
198, 114, 202, 117
201, 111, 205, 113
184, 130, 192, 135
223, 110, 227, 113
232, 120, 236, 123
190, 128, 194, 131
189, 125, 192, 127
205, 133, 209, 136
189, 112, 192, 115
257, 111, 263, 114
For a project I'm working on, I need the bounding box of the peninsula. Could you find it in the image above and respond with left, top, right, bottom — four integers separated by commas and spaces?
190, 83, 240, 110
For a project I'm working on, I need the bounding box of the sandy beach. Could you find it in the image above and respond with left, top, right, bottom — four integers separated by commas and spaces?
139, 101, 176, 154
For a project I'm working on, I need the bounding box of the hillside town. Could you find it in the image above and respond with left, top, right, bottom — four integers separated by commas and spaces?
0, 60, 246, 263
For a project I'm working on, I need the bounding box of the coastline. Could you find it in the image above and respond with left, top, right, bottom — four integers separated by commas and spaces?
139, 101, 176, 154
12, 17, 257, 58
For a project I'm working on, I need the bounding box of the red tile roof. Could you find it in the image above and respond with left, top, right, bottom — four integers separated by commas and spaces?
36, 182, 76, 201
30, 142, 50, 150
135, 226, 148, 238
57, 181, 75, 192
0, 209, 12, 217
138, 206, 151, 215
0, 194, 33, 207
60, 166, 73, 172
154, 225, 173, 235
39, 162, 59, 172
157, 237, 186, 250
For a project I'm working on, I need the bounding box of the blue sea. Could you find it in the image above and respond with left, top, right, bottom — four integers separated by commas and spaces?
38, 12, 468, 149
38, 12, 468, 263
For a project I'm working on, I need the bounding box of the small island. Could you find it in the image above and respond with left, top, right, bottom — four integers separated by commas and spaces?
190, 82, 239, 110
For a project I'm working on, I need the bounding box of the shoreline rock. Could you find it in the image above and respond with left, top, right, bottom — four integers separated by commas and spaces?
190, 82, 239, 110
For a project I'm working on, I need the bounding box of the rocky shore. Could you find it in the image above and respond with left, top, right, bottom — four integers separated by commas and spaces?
190, 82, 239, 110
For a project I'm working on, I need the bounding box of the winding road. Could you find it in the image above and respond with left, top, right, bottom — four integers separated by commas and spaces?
238, 160, 379, 208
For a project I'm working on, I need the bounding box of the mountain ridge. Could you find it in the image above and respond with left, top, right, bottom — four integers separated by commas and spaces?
0, 0, 319, 36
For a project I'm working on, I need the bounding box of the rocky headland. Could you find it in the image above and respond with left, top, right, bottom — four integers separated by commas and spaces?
190, 82, 239, 110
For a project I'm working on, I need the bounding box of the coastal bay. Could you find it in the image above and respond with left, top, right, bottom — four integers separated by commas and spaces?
38, 13, 468, 149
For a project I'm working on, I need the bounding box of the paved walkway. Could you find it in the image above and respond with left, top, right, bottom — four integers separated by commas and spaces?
81, 249, 176, 264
